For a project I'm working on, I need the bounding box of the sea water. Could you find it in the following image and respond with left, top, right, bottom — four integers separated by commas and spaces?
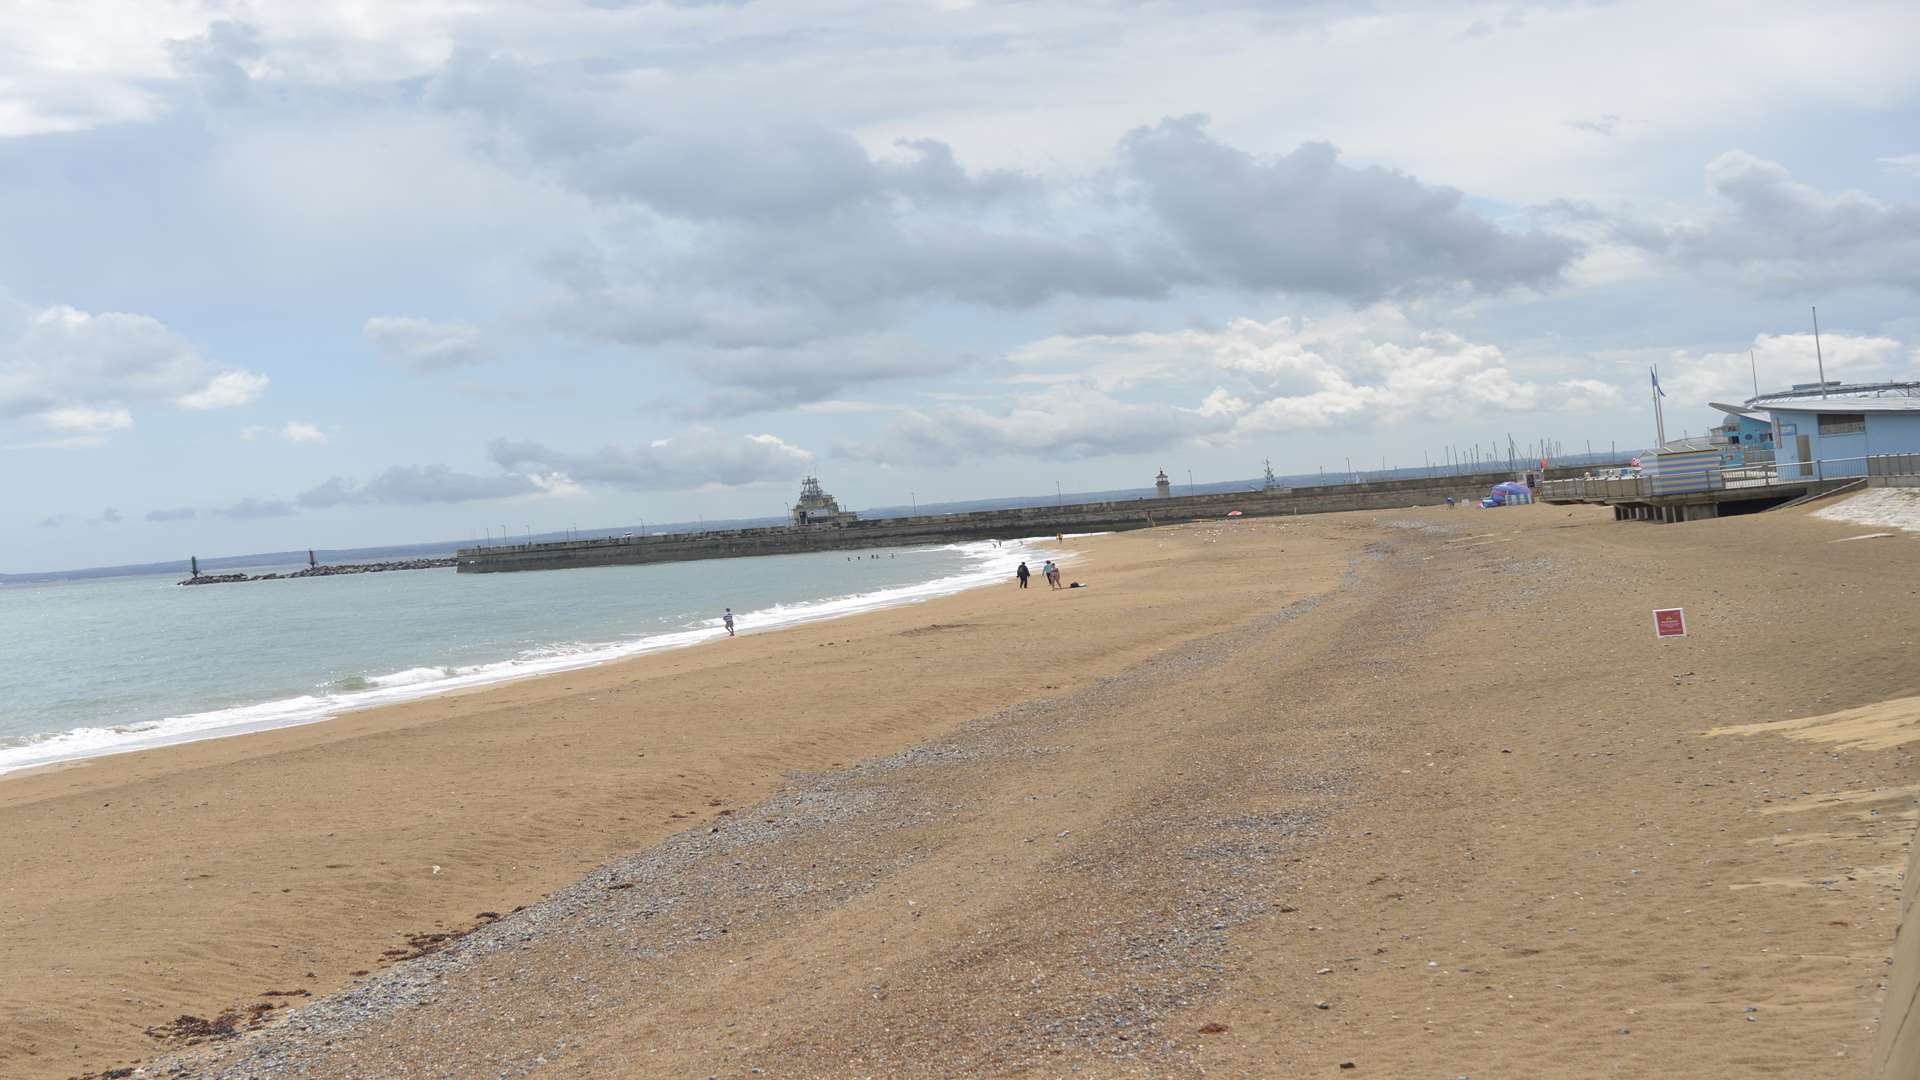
0, 538, 1070, 774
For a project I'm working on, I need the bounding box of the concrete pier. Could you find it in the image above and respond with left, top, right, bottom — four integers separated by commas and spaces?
457, 471, 1519, 574
1542, 475, 1860, 524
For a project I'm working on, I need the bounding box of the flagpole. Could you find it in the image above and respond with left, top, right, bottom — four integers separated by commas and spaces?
1812, 306, 1828, 397
1651, 366, 1666, 448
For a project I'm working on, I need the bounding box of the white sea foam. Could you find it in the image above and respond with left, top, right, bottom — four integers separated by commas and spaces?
0, 537, 1082, 776
366, 666, 464, 689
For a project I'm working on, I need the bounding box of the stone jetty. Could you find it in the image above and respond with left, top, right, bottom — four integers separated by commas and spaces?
179, 557, 456, 586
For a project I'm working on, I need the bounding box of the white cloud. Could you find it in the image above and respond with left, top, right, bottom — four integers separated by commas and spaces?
217, 496, 297, 519
1117, 117, 1575, 300
242, 420, 327, 443
1879, 153, 1920, 177
176, 369, 270, 409
1017, 307, 1620, 429
1657, 332, 1916, 405
23, 0, 1907, 204
0, 3, 198, 136
526, 471, 587, 498
794, 400, 904, 414
848, 308, 1629, 464
488, 428, 815, 490
667, 337, 977, 418
364, 316, 491, 372
2, 435, 109, 451
6, 0, 1920, 555
1604, 152, 1920, 295
0, 300, 268, 425
297, 464, 544, 508
844, 389, 1225, 465
41, 406, 133, 434
183, 460, 562, 524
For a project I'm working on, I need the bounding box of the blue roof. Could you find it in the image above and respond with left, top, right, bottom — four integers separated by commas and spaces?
1708, 400, 1770, 422
1759, 398, 1920, 415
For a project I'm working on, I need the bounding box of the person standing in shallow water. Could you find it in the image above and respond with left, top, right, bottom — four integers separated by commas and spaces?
1015, 562, 1031, 589
722, 608, 735, 636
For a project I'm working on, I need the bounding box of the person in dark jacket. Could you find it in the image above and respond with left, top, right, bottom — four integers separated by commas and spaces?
1015, 562, 1031, 589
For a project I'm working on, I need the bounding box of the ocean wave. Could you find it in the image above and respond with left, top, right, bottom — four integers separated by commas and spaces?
0, 537, 1077, 776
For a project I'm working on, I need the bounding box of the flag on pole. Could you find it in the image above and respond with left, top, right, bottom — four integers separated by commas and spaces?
1650, 366, 1666, 397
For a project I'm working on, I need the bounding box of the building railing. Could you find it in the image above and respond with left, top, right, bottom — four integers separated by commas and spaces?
1866, 453, 1920, 477
1538, 452, 1919, 503
1775, 453, 1904, 482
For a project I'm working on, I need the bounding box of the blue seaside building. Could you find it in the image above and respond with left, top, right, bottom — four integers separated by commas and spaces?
1543, 379, 1920, 522
1706, 401, 1776, 465
1747, 382, 1920, 479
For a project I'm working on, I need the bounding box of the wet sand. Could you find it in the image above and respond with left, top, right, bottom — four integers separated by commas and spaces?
4, 506, 1916, 1078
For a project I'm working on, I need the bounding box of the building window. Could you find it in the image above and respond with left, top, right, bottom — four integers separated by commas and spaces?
1818, 412, 1866, 436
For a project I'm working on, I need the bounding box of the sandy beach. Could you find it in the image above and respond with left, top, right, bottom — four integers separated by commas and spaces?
4, 505, 1916, 1078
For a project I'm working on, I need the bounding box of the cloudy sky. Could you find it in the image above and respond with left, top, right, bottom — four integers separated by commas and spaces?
5, 0, 1919, 571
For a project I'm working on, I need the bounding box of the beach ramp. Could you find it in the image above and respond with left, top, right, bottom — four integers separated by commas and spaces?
1814, 488, 1920, 532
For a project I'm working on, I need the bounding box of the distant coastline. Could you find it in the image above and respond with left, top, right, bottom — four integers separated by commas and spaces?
2, 456, 1635, 583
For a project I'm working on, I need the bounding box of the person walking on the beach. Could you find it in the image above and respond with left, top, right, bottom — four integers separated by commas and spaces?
722, 608, 735, 637
1016, 562, 1031, 589
1043, 559, 1060, 589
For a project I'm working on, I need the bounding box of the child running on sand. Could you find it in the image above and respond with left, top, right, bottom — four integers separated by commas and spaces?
722, 608, 735, 636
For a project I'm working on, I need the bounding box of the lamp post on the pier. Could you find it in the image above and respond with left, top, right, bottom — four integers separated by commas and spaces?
1187, 468, 1194, 495
910, 491, 916, 513
1056, 480, 1062, 506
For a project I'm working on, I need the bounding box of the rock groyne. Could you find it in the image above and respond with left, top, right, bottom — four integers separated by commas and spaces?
179, 557, 456, 586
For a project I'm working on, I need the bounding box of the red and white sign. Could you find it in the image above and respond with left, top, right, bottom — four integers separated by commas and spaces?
1653, 608, 1687, 638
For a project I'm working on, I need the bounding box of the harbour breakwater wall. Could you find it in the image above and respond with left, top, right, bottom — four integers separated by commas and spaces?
179, 557, 457, 585
457, 470, 1518, 574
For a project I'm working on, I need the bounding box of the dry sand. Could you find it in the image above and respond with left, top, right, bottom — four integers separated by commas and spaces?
3, 505, 1916, 1078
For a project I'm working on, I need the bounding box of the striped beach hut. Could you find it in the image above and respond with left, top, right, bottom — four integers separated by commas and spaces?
1643, 448, 1724, 496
